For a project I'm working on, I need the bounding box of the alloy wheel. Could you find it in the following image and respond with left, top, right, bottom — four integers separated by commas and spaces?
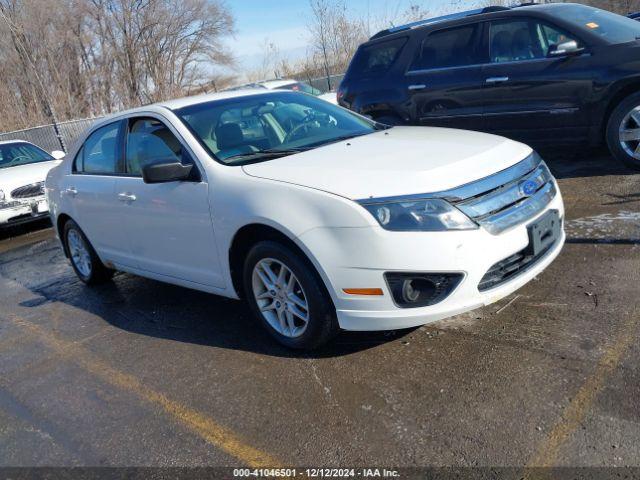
252, 258, 310, 338
67, 229, 92, 278
618, 105, 640, 160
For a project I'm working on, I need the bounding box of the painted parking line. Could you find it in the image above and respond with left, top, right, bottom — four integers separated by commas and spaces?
0, 228, 54, 254
525, 305, 640, 472
5, 312, 282, 468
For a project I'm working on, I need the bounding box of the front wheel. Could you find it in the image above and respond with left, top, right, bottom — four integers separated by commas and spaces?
63, 220, 114, 285
243, 241, 339, 350
606, 92, 640, 171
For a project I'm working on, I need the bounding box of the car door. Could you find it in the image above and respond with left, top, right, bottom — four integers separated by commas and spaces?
115, 115, 224, 288
404, 22, 487, 130
481, 17, 594, 144
62, 120, 134, 266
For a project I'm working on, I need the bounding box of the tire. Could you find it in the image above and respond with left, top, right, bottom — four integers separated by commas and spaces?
63, 219, 114, 285
606, 91, 640, 171
243, 241, 339, 350
374, 114, 403, 126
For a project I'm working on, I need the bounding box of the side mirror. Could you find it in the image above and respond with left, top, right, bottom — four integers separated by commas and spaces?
51, 150, 65, 160
142, 161, 193, 184
548, 40, 583, 57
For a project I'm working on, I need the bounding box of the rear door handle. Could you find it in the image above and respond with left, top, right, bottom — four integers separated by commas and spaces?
485, 76, 509, 84
408, 84, 427, 91
63, 187, 78, 197
118, 193, 137, 203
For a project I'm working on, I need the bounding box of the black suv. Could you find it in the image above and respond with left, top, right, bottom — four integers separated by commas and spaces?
338, 3, 640, 170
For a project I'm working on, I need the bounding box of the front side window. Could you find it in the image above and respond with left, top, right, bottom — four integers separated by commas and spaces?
80, 122, 121, 174
175, 91, 379, 165
0, 142, 53, 169
410, 24, 482, 71
125, 118, 190, 176
490, 19, 580, 63
350, 38, 407, 76
550, 4, 640, 44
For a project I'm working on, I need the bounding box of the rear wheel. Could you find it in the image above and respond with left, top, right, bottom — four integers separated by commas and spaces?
243, 241, 338, 350
606, 92, 640, 171
63, 220, 113, 285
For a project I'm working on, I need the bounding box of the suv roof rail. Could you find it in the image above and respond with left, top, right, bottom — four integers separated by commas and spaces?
369, 6, 511, 40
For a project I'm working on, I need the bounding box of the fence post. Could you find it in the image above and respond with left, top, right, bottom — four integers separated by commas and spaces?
51, 119, 67, 153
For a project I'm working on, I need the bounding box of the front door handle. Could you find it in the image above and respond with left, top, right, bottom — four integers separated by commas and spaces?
408, 84, 427, 91
118, 193, 137, 203
63, 187, 78, 197
485, 76, 509, 84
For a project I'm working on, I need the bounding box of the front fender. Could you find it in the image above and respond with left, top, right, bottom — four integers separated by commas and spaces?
209, 168, 376, 298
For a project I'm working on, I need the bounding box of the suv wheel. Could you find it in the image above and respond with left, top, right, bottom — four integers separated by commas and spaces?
63, 220, 114, 285
243, 241, 339, 349
606, 92, 640, 171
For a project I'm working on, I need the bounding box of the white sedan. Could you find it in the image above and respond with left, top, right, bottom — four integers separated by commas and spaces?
0, 140, 65, 228
46, 90, 564, 349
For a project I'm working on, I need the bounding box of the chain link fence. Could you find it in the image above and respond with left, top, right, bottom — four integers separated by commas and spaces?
0, 117, 102, 154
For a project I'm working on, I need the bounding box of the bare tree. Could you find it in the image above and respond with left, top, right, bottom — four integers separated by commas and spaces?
306, 0, 367, 90
0, 0, 236, 133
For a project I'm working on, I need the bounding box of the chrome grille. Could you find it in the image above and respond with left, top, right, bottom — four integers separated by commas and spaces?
442, 154, 557, 235
11, 182, 45, 199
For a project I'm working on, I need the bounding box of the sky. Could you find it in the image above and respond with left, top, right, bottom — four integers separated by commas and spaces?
225, 0, 480, 72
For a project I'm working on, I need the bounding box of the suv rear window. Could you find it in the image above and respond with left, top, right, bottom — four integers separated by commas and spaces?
350, 38, 407, 76
409, 24, 482, 71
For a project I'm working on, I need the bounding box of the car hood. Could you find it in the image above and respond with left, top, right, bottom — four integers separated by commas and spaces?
0, 160, 62, 198
242, 127, 532, 199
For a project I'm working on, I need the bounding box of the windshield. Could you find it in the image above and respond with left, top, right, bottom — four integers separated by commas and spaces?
278, 82, 323, 96
553, 4, 640, 44
175, 91, 378, 165
0, 142, 53, 170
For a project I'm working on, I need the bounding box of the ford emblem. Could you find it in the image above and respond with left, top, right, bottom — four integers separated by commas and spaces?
521, 180, 538, 196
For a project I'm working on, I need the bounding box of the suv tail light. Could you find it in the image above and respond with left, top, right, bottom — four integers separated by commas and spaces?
337, 85, 346, 103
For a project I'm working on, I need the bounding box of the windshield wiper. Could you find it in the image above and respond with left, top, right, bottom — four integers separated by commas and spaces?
224, 148, 309, 163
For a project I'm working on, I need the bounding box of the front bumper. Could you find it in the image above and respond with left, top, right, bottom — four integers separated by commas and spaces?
298, 192, 564, 331
0, 197, 50, 227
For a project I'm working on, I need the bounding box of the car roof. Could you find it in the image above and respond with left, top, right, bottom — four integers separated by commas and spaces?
258, 79, 297, 89
158, 88, 278, 110
95, 88, 278, 125
367, 2, 580, 43
0, 139, 33, 146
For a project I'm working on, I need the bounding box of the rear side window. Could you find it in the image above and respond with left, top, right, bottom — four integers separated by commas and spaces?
409, 24, 482, 71
79, 122, 121, 174
350, 38, 407, 76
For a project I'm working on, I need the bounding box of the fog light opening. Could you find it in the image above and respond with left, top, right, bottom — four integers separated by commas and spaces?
401, 278, 436, 304
385, 272, 463, 309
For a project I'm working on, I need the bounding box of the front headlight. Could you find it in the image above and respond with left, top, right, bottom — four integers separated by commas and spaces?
359, 197, 478, 232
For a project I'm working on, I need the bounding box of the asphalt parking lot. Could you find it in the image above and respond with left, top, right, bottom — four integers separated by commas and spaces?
0, 149, 638, 471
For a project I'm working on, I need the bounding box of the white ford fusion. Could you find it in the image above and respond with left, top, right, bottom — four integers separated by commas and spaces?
0, 140, 65, 228
46, 90, 565, 349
